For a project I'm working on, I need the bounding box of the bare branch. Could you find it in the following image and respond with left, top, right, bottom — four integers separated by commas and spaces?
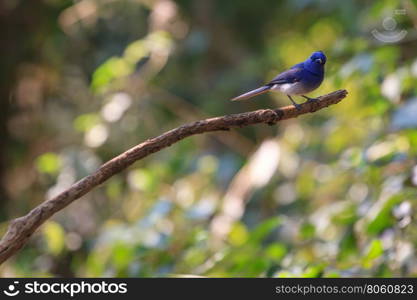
0, 89, 348, 264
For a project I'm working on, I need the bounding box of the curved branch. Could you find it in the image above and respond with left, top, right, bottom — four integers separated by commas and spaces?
0, 89, 348, 264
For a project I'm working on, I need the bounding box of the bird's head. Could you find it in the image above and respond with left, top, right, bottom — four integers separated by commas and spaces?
309, 51, 327, 66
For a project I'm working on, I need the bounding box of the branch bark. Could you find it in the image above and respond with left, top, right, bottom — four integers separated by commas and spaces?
0, 89, 347, 264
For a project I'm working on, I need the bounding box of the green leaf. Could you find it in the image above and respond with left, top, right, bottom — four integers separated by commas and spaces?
249, 217, 281, 244
73, 113, 100, 132
43, 221, 65, 256
302, 264, 325, 278
228, 222, 249, 246
111, 243, 135, 272
362, 239, 384, 269
366, 194, 403, 235
265, 243, 287, 262
338, 228, 358, 261
332, 204, 358, 225
299, 222, 316, 240
128, 168, 157, 192
36, 152, 61, 175
91, 57, 133, 92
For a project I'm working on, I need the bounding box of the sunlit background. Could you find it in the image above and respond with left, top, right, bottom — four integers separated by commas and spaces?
1, 0, 417, 277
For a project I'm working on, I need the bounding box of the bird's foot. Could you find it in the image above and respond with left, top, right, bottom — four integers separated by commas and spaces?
302, 95, 319, 103
294, 103, 302, 111
287, 95, 301, 111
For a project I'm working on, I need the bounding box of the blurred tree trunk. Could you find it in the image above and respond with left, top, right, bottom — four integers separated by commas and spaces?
0, 0, 62, 220
0, 1, 18, 220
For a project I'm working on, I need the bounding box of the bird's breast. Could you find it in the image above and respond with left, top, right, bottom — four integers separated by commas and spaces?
271, 82, 314, 95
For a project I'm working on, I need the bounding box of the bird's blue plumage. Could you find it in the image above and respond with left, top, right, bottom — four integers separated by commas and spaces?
231, 51, 326, 109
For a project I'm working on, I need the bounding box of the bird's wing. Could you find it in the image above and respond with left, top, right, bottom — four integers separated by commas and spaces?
230, 65, 305, 101
266, 67, 304, 86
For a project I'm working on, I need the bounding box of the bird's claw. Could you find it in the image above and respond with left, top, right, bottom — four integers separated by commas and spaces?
294, 103, 302, 111
302, 96, 319, 103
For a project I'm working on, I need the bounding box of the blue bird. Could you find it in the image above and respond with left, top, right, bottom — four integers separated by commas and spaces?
231, 51, 326, 110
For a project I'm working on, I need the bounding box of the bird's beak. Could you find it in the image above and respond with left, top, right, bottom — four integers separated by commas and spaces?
316, 58, 323, 64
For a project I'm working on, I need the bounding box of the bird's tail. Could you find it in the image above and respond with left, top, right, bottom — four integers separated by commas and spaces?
231, 85, 271, 101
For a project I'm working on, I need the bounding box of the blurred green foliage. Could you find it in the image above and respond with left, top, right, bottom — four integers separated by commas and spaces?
1, 0, 417, 277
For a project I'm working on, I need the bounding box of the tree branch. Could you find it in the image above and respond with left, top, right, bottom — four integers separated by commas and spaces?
0, 89, 348, 264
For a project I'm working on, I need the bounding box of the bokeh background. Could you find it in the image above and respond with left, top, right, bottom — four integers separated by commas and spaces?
1, 0, 417, 277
